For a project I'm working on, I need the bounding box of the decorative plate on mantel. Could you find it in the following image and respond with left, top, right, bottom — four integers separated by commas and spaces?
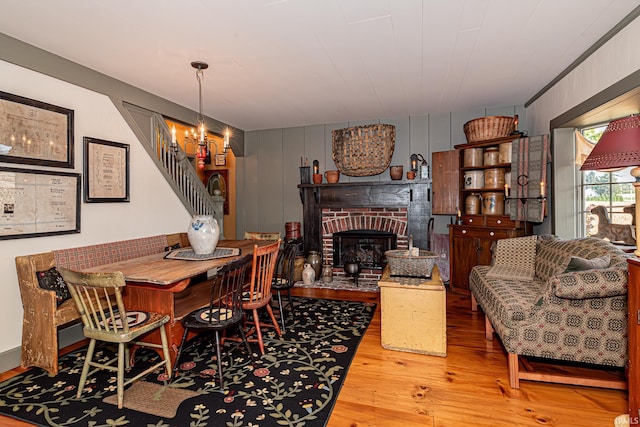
332, 124, 395, 177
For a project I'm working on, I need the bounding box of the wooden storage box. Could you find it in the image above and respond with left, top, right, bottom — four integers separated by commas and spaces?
378, 266, 446, 356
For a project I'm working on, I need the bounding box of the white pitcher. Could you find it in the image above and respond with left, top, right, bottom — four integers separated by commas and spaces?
187, 215, 220, 255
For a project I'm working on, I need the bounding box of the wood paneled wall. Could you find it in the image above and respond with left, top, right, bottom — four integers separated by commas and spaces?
239, 105, 525, 240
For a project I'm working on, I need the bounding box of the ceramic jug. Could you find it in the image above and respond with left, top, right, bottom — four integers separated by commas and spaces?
306, 251, 322, 279
302, 263, 316, 285
322, 264, 333, 283
187, 215, 220, 255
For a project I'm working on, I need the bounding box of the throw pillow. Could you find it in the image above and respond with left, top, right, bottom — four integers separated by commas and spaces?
486, 235, 537, 281
36, 267, 71, 306
565, 255, 610, 272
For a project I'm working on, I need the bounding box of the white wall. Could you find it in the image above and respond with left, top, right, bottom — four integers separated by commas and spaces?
0, 60, 191, 357
526, 15, 640, 236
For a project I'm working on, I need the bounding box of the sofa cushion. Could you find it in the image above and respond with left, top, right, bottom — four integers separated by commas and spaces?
565, 255, 610, 272
535, 239, 575, 281
486, 235, 537, 281
470, 265, 545, 327
553, 268, 628, 299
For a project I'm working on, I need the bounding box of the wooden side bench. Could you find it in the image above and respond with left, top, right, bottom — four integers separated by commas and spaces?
15, 232, 188, 376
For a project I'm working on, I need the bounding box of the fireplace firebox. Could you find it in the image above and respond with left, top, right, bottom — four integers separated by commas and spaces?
333, 230, 397, 270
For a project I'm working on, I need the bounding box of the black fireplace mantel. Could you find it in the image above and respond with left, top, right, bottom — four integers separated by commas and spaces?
298, 179, 431, 253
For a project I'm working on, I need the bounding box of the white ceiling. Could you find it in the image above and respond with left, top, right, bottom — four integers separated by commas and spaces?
1, 0, 638, 131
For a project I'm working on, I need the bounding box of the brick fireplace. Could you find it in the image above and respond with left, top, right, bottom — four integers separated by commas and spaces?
298, 180, 430, 282
322, 207, 408, 281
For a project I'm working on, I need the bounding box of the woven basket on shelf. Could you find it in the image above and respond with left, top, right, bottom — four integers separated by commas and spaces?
385, 249, 438, 277
332, 124, 395, 177
463, 116, 516, 143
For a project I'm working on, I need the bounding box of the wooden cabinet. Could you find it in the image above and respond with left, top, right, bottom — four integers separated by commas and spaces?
431, 150, 459, 215
447, 135, 531, 290
449, 218, 529, 290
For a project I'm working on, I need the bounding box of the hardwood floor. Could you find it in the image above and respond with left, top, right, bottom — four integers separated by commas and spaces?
0, 287, 627, 426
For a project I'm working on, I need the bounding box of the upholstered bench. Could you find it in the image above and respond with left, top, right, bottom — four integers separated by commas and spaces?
470, 236, 630, 389
15, 233, 188, 376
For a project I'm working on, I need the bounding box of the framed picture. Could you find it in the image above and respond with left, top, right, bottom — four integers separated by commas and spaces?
0, 166, 81, 240
0, 91, 74, 168
83, 137, 130, 203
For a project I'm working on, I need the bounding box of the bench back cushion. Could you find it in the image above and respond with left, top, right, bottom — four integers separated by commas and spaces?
535, 236, 627, 281
54, 235, 169, 270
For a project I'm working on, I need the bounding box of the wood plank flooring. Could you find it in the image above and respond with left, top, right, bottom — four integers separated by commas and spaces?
0, 287, 627, 426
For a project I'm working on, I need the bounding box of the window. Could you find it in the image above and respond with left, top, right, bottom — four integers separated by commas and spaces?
579, 124, 635, 239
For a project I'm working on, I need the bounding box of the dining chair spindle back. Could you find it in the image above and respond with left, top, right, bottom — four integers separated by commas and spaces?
172, 254, 254, 388
58, 267, 172, 409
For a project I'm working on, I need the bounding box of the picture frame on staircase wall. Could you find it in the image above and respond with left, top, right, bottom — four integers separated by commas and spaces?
83, 137, 130, 203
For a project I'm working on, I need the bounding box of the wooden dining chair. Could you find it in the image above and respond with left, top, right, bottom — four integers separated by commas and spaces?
171, 254, 254, 388
271, 238, 301, 332
58, 267, 172, 409
225, 239, 282, 355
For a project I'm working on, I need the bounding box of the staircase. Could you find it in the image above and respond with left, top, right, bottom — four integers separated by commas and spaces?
119, 102, 224, 237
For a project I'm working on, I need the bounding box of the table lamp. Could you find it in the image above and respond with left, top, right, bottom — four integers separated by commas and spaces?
580, 115, 640, 257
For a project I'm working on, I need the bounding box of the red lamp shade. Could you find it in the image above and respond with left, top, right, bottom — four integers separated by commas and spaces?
580, 115, 640, 171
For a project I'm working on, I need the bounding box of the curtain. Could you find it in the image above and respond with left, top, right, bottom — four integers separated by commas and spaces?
575, 129, 595, 166
508, 134, 551, 223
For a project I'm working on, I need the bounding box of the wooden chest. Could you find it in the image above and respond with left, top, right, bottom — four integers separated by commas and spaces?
378, 266, 446, 356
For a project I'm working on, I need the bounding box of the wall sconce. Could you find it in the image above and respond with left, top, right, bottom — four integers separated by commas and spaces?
410, 153, 429, 179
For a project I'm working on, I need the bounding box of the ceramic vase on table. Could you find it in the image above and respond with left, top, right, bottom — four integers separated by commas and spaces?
187, 215, 220, 255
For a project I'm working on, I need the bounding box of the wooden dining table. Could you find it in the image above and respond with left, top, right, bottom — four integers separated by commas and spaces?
85, 239, 273, 357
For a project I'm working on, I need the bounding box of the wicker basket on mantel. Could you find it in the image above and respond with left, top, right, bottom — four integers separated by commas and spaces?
332, 124, 395, 177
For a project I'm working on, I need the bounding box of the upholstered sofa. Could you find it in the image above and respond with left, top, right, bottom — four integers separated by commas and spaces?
469, 235, 630, 389
15, 232, 188, 376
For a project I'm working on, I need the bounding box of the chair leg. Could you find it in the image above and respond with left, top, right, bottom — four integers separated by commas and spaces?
285, 289, 296, 324
158, 324, 172, 377
172, 327, 190, 379
265, 304, 282, 338
238, 323, 256, 365
214, 330, 224, 389
117, 342, 126, 409
77, 338, 96, 399
252, 309, 266, 355
276, 290, 286, 332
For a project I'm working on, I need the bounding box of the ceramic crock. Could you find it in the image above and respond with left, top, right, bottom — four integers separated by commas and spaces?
187, 215, 220, 255
389, 165, 403, 180
302, 263, 316, 285
306, 251, 323, 279
325, 170, 340, 183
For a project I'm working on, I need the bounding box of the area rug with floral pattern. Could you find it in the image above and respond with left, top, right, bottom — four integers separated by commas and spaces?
0, 297, 375, 427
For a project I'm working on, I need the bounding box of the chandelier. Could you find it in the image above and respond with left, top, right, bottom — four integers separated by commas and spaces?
171, 61, 230, 169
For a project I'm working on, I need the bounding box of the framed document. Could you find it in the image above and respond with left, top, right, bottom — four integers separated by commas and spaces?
0, 91, 74, 168
0, 167, 81, 240
83, 137, 130, 203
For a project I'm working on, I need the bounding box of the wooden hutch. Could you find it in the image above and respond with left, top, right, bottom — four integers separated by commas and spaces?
432, 135, 531, 290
